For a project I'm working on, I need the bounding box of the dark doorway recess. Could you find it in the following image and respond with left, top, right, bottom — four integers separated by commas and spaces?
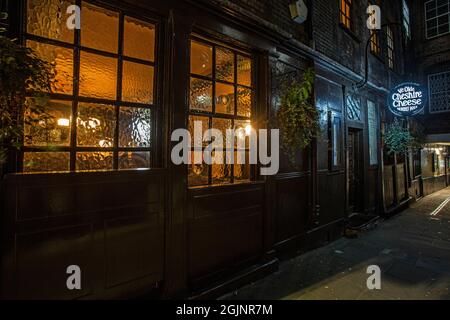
348, 128, 364, 214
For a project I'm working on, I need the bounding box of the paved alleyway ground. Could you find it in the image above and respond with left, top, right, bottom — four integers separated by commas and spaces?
221, 188, 450, 300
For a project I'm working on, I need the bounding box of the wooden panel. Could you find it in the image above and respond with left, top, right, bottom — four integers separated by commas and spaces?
317, 172, 346, 225
384, 165, 395, 208
396, 164, 406, 201
188, 184, 264, 281
274, 174, 309, 244
1, 169, 165, 299
15, 225, 93, 300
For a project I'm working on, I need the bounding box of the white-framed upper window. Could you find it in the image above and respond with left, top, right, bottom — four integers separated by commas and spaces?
425, 0, 450, 39
428, 71, 450, 113
402, 0, 411, 40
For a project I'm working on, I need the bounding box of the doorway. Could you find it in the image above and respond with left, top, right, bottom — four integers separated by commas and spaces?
348, 129, 364, 214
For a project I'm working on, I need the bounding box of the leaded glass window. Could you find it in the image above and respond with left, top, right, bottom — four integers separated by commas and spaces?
189, 37, 254, 187
346, 94, 362, 121
425, 0, 450, 39
23, 0, 157, 172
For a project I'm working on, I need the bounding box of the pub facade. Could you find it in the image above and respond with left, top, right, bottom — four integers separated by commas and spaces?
1, 0, 413, 299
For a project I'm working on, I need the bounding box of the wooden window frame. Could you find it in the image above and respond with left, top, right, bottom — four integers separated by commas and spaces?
188, 34, 255, 188
340, 0, 353, 30
386, 26, 395, 70
20, 0, 160, 173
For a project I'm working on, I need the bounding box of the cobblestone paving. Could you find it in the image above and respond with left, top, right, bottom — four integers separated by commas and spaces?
221, 187, 450, 300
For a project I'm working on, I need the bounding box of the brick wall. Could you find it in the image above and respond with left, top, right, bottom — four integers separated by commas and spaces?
211, 0, 309, 43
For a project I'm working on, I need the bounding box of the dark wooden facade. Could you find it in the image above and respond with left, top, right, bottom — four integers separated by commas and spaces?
1, 0, 412, 299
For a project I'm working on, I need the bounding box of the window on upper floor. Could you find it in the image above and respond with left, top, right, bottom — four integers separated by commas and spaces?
370, 30, 381, 55
425, 0, 450, 39
403, 0, 411, 40
386, 26, 395, 69
340, 0, 353, 30
429, 71, 450, 113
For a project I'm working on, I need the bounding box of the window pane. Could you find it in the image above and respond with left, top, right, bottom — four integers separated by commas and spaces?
119, 152, 150, 169
234, 119, 251, 149
216, 47, 234, 82
189, 115, 209, 147
212, 151, 231, 185
237, 55, 252, 87
190, 78, 213, 112
27, 0, 74, 43
234, 151, 250, 181
77, 103, 116, 147
76, 152, 113, 171
79, 51, 117, 100
124, 16, 155, 62
27, 41, 73, 94
215, 82, 235, 115
122, 61, 154, 104
24, 99, 72, 147
212, 118, 232, 146
23, 152, 70, 173
191, 41, 212, 77
188, 151, 209, 186
119, 107, 151, 147
81, 2, 119, 53
237, 86, 252, 117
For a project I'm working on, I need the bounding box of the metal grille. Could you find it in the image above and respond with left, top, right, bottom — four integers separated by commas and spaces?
346, 94, 362, 121
429, 71, 450, 113
425, 0, 450, 39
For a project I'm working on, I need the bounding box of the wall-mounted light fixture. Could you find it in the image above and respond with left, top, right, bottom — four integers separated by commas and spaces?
289, 0, 308, 24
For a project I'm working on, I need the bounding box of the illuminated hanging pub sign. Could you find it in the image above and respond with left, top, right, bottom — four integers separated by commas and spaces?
388, 82, 427, 117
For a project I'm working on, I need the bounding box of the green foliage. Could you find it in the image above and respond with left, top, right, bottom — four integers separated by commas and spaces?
276, 68, 319, 165
384, 118, 413, 155
0, 35, 53, 169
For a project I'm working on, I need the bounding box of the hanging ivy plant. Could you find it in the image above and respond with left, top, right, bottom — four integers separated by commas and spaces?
276, 68, 319, 165
0, 34, 53, 173
384, 118, 413, 155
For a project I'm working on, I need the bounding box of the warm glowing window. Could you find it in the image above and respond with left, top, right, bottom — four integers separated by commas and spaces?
189, 37, 254, 187
370, 30, 381, 55
340, 0, 353, 30
386, 26, 395, 69
23, 0, 156, 172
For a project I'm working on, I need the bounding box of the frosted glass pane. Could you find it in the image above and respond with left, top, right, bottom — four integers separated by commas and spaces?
119, 107, 151, 147
237, 86, 252, 117
27, 41, 73, 95
188, 151, 209, 187
79, 51, 117, 100
124, 16, 155, 62
23, 152, 70, 173
190, 78, 212, 112
234, 151, 250, 181
119, 152, 150, 169
216, 47, 234, 82
76, 152, 113, 171
212, 118, 232, 139
189, 115, 209, 147
81, 2, 119, 53
191, 41, 212, 77
77, 103, 116, 147
212, 151, 231, 185
237, 55, 252, 87
122, 61, 154, 104
234, 119, 251, 149
24, 99, 72, 147
215, 82, 235, 115
27, 0, 74, 43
